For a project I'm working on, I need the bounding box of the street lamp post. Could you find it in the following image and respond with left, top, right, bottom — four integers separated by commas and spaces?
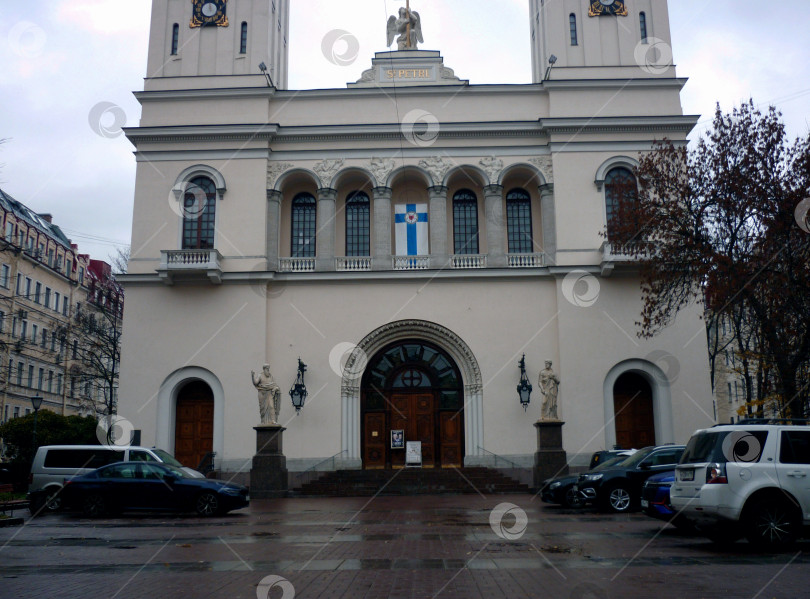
31, 395, 44, 448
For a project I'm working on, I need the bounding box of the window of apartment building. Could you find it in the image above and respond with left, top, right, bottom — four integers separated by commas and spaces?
3, 405, 8, 423
27, 365, 34, 388
47, 370, 54, 393
54, 291, 60, 312
56, 255, 63, 270
16, 361, 23, 386
25, 277, 31, 299
37, 368, 44, 390
57, 373, 63, 395
0, 264, 10, 288
0, 311, 4, 334
47, 249, 54, 267
13, 406, 20, 418
72, 339, 78, 359
50, 331, 57, 352
727, 382, 733, 404
78, 267, 84, 284
84, 380, 92, 397
66, 259, 72, 276
41, 328, 47, 348
70, 376, 76, 398
44, 287, 51, 307
10, 317, 16, 338
16, 273, 22, 295
20, 319, 27, 339
25, 408, 31, 416
4, 221, 13, 242
31, 323, 38, 343
34, 282, 42, 303
62, 297, 68, 316
7, 359, 12, 382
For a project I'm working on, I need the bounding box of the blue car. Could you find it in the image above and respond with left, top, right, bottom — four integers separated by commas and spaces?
641, 471, 693, 530
62, 462, 249, 517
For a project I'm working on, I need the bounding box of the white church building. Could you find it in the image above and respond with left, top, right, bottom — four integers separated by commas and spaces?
119, 0, 714, 478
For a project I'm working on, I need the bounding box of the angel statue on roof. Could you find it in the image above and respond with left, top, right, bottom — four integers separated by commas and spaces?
387, 4, 423, 51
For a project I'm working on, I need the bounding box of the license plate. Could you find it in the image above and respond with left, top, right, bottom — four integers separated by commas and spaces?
245, 495, 250, 501
681, 470, 694, 482
641, 499, 649, 508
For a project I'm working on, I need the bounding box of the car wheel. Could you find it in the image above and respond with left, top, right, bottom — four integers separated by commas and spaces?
43, 488, 62, 512
82, 494, 107, 518
195, 492, 221, 517
605, 484, 633, 513
744, 499, 800, 549
564, 486, 583, 508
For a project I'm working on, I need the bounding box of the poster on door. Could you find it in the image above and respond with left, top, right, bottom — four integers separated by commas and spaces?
406, 441, 422, 466
391, 429, 405, 449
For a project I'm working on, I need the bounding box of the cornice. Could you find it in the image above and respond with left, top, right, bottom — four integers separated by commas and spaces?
540, 115, 700, 135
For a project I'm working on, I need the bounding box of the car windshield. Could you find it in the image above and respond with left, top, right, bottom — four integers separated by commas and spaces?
612, 447, 654, 468
593, 454, 631, 471
151, 448, 184, 468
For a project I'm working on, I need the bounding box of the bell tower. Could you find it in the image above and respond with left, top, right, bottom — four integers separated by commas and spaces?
146, 0, 290, 88
529, 0, 675, 82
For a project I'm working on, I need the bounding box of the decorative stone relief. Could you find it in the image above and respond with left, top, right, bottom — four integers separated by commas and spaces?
479, 156, 504, 184
440, 67, 457, 80
266, 161, 294, 189
530, 156, 554, 184
369, 157, 396, 186
313, 159, 345, 187
419, 156, 453, 185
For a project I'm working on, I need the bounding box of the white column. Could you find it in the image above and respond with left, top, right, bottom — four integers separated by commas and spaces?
539, 183, 556, 265
266, 190, 282, 270
484, 184, 506, 267
372, 187, 392, 270
428, 186, 448, 266
316, 188, 337, 271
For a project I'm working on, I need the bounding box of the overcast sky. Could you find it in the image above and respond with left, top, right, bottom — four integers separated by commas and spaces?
1, 0, 808, 263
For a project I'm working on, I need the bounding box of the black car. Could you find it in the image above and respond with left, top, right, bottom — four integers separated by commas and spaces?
541, 452, 636, 507
61, 462, 249, 517
574, 445, 685, 513
589, 449, 636, 470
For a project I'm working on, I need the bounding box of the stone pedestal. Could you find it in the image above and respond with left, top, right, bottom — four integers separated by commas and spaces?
250, 425, 288, 498
533, 420, 569, 489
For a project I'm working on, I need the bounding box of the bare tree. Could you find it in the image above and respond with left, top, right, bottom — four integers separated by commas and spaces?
110, 246, 130, 275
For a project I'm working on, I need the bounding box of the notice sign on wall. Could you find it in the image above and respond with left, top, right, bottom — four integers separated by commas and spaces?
406, 441, 422, 467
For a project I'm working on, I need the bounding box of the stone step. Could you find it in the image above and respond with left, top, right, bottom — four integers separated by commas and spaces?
294, 467, 530, 497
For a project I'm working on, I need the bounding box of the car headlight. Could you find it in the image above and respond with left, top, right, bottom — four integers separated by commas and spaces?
582, 474, 603, 482
219, 487, 243, 496
549, 482, 561, 490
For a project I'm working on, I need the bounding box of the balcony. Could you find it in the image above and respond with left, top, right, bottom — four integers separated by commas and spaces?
158, 249, 223, 285
507, 253, 545, 268
393, 256, 430, 271
450, 254, 487, 269
279, 257, 316, 273
600, 241, 652, 276
336, 257, 372, 272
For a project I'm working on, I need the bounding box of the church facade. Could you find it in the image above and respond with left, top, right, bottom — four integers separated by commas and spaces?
119, 0, 713, 476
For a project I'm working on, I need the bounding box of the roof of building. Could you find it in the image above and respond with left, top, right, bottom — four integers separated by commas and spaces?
0, 186, 73, 249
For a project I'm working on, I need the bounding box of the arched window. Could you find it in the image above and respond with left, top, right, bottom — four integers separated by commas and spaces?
452, 190, 479, 254
639, 12, 648, 43
182, 176, 216, 250
240, 22, 248, 54
604, 167, 638, 239
569, 14, 578, 46
291, 193, 316, 257
171, 23, 179, 55
506, 189, 533, 254
345, 191, 370, 257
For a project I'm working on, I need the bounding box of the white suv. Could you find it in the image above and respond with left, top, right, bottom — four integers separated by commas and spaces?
671, 422, 810, 548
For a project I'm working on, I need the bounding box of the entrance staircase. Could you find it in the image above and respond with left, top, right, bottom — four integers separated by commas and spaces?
293, 467, 530, 497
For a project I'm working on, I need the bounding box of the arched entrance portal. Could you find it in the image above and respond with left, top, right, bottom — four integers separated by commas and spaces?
613, 372, 655, 449
361, 341, 464, 469
174, 380, 214, 469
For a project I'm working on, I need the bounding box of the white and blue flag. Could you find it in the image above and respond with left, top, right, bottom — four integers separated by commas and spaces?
395, 203, 429, 256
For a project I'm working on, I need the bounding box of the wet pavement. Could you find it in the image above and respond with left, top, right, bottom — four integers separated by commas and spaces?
1, 494, 808, 598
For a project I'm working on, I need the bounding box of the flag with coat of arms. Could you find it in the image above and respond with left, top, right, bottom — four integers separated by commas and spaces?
395, 204, 429, 255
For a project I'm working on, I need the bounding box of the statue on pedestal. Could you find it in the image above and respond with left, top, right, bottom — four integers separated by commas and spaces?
538, 361, 560, 421
252, 364, 281, 425
387, 5, 423, 50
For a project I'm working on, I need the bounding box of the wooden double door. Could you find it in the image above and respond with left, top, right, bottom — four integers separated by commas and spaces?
363, 392, 463, 469
613, 373, 655, 449
174, 381, 214, 469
